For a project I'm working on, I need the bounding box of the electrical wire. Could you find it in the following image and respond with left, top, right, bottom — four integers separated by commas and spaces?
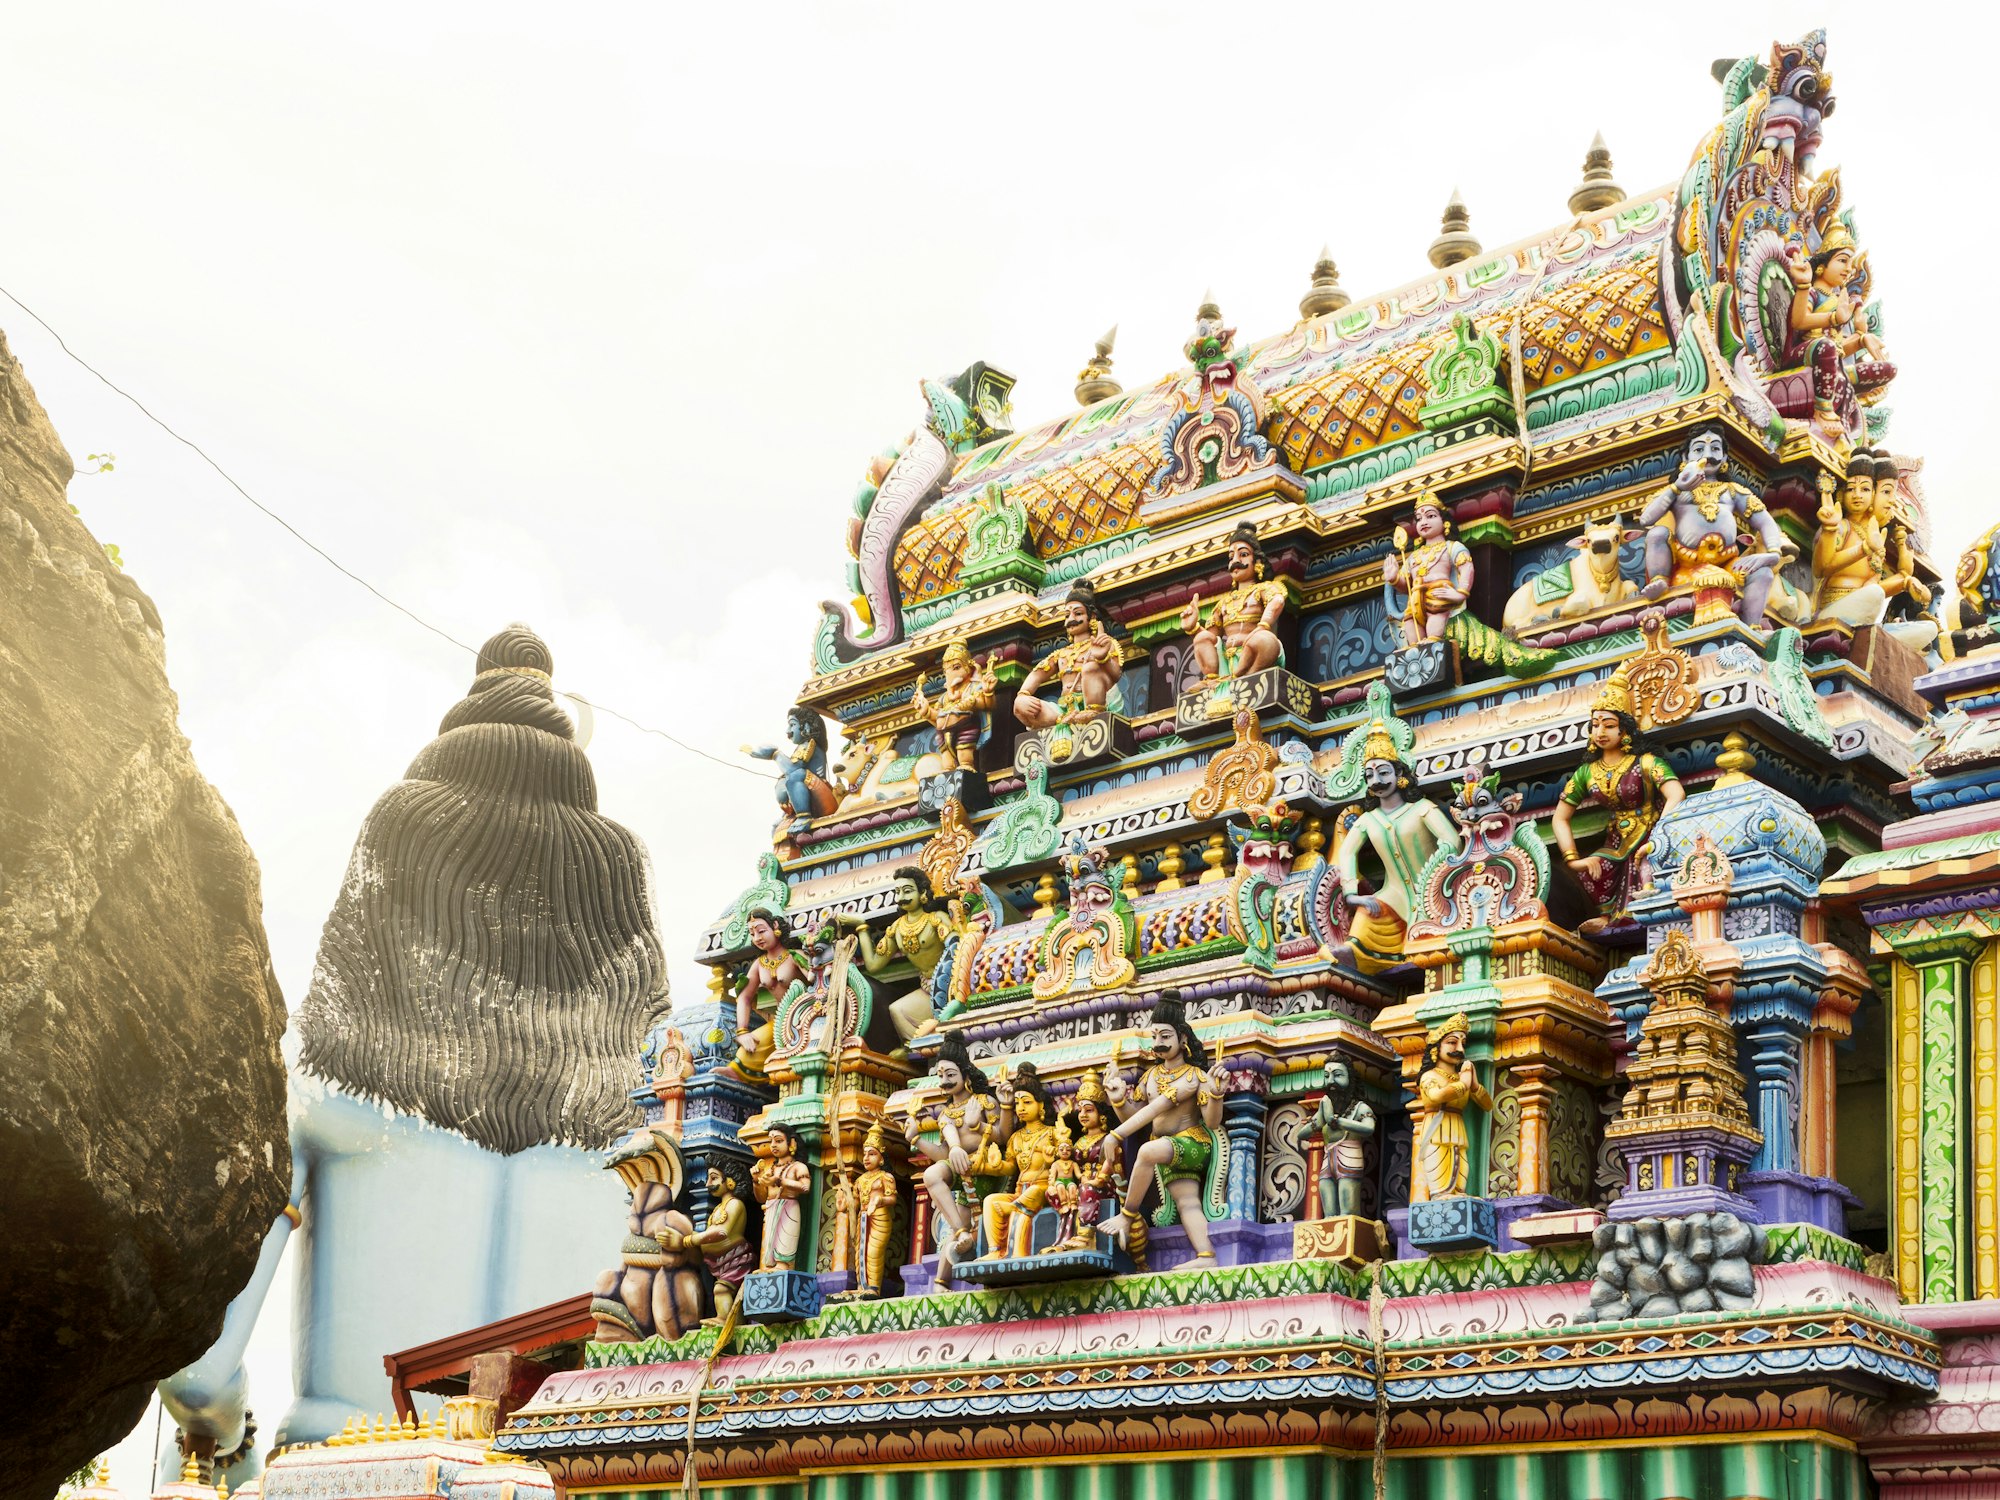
0, 282, 771, 780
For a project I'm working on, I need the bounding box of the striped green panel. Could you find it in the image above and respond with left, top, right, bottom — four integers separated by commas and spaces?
804, 1454, 1350, 1500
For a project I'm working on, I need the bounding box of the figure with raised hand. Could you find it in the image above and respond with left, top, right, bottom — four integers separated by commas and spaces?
1383, 496, 1473, 647
1334, 722, 1462, 973
1637, 427, 1790, 626
1103, 991, 1228, 1263
1014, 582, 1123, 727
1181, 522, 1287, 686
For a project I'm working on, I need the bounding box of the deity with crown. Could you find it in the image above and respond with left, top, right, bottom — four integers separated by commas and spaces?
1333, 720, 1462, 973
1784, 220, 1892, 440
912, 642, 996, 773
1551, 674, 1685, 936
1179, 521, 1288, 687
1411, 1013, 1491, 1203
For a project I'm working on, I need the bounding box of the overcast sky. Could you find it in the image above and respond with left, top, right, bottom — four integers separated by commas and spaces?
8, 1, 1991, 1487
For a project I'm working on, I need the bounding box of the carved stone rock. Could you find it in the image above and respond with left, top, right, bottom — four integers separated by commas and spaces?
0, 329, 289, 1496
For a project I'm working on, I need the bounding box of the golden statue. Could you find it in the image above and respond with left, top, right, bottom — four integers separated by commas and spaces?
1180, 521, 1287, 685
1411, 1013, 1492, 1202
911, 642, 996, 773
978, 1064, 1062, 1259
837, 1120, 899, 1299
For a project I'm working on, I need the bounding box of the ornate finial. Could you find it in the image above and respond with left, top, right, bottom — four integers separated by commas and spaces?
1428, 188, 1482, 269
1714, 731, 1757, 788
215, 1474, 229, 1500
1197, 288, 1221, 321
1567, 131, 1625, 214
1639, 927, 1708, 999
1074, 326, 1122, 405
1299, 245, 1350, 319
181, 1456, 202, 1485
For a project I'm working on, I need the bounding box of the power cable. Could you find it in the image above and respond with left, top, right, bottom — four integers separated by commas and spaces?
0, 283, 770, 779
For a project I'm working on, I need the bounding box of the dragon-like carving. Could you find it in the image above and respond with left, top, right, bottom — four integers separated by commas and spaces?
820, 363, 1015, 662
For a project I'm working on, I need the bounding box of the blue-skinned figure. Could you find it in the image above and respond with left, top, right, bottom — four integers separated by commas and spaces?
741, 705, 838, 841
156, 625, 672, 1482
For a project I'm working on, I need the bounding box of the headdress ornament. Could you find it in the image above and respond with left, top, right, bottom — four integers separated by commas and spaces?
942, 641, 973, 669
1074, 1071, 1110, 1106
1591, 674, 1635, 720
863, 1119, 888, 1154
1362, 720, 1401, 765
1816, 222, 1856, 258
1425, 1011, 1473, 1046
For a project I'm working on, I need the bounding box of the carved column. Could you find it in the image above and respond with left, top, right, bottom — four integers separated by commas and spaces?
1222, 1086, 1267, 1224
1510, 1064, 1559, 1200
1303, 1135, 1325, 1221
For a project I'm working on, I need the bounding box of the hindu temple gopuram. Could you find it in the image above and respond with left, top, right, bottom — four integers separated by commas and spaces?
216, 27, 2000, 1500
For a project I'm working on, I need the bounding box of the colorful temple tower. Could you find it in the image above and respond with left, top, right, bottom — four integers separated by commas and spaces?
255, 25, 2000, 1500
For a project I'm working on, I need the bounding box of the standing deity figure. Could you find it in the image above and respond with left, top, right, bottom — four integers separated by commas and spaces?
838, 1121, 899, 1299
839, 866, 956, 1045
1104, 991, 1228, 1262
1180, 521, 1287, 686
742, 705, 840, 831
1044, 1130, 1083, 1250
906, 1030, 1004, 1278
1014, 582, 1123, 727
731, 907, 807, 1081
588, 1129, 705, 1344
1638, 428, 1789, 624
912, 642, 996, 773
1312, 1058, 1376, 1220
750, 1123, 813, 1273
1552, 678, 1685, 935
979, 1064, 1062, 1259
1411, 1013, 1492, 1202
1784, 224, 1890, 439
1334, 724, 1463, 973
676, 1165, 754, 1324
1382, 497, 1473, 647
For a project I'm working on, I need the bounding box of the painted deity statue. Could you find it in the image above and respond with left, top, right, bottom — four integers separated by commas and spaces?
906, 1030, 1004, 1278
1104, 991, 1228, 1262
1181, 521, 1287, 685
1045, 1131, 1083, 1250
912, 642, 996, 773
751, 1123, 813, 1272
671, 1165, 754, 1324
1015, 581, 1123, 727
1812, 449, 1932, 637
840, 866, 956, 1045
1411, 1013, 1492, 1203
742, 705, 839, 833
1383, 497, 1473, 647
587, 1129, 705, 1344
1638, 428, 1789, 625
1553, 678, 1685, 935
1784, 224, 1890, 440
1057, 1073, 1135, 1260
731, 907, 807, 1082
1313, 1058, 1376, 1220
836, 1121, 899, 1299
1335, 725, 1463, 973
979, 1064, 1063, 1260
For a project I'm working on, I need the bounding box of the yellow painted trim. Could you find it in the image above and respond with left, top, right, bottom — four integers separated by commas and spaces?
1894, 957, 1925, 1302
1975, 943, 1999, 1300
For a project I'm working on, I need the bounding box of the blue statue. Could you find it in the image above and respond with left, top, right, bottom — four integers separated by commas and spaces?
742, 705, 839, 836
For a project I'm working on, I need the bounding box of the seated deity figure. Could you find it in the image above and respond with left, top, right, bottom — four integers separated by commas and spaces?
904, 1030, 1005, 1280
1334, 724, 1463, 973
838, 866, 956, 1045
1812, 451, 1898, 624
1552, 678, 1685, 935
1784, 224, 1891, 440
750, 1123, 813, 1272
1103, 991, 1229, 1262
1411, 1014, 1492, 1202
1014, 582, 1123, 727
978, 1064, 1063, 1259
1382, 497, 1473, 647
912, 643, 996, 773
587, 1129, 704, 1344
730, 907, 807, 1081
1638, 428, 1790, 625
741, 705, 839, 830
1180, 522, 1287, 686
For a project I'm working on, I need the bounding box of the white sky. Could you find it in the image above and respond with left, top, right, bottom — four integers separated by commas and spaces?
8, 1, 1992, 1489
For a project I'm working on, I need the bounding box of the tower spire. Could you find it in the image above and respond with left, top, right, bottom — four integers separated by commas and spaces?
1428, 189, 1481, 269
1568, 131, 1625, 214
1299, 245, 1351, 319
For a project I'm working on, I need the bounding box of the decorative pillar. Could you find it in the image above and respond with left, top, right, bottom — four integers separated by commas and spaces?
1303, 1135, 1325, 1221
1213, 1078, 1272, 1266
1510, 1064, 1558, 1200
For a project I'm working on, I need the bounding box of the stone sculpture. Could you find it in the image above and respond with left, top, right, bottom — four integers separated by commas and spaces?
1383, 496, 1473, 647
1014, 581, 1122, 727
1587, 1213, 1766, 1322
1181, 521, 1287, 686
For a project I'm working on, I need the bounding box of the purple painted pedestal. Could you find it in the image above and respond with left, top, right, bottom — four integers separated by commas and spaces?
1741, 1170, 1860, 1234
1607, 1182, 1759, 1223
898, 1219, 1296, 1293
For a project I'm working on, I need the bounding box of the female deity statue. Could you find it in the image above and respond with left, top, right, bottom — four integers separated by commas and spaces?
1785, 225, 1890, 440
750, 1123, 813, 1272
1333, 724, 1462, 973
1551, 677, 1684, 936
1411, 1013, 1491, 1202
1382, 497, 1473, 647
912, 643, 996, 773
837, 1121, 898, 1300
904, 1029, 1004, 1277
1180, 521, 1287, 685
1055, 1073, 1135, 1260
742, 706, 839, 830
730, 908, 807, 1081
979, 1063, 1062, 1260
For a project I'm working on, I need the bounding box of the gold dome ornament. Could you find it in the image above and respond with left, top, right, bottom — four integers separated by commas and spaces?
1592, 673, 1636, 720
1568, 131, 1625, 214
1299, 246, 1351, 319
1428, 189, 1482, 269
1074, 326, 1122, 406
